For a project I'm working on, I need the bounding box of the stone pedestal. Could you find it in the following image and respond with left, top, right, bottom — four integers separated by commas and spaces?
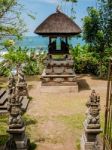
41, 70, 77, 86
40, 84, 78, 93
5, 127, 30, 150
81, 90, 102, 150
5, 72, 30, 150
41, 54, 78, 88
81, 122, 102, 150
16, 67, 29, 97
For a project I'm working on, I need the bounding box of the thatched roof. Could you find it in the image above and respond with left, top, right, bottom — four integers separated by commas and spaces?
34, 10, 81, 37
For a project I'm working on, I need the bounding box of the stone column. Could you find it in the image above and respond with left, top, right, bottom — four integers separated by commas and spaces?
5, 85, 30, 150
81, 90, 102, 150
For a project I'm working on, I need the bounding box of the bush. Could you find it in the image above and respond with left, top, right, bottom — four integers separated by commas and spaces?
24, 51, 46, 75
0, 47, 46, 76
71, 44, 98, 75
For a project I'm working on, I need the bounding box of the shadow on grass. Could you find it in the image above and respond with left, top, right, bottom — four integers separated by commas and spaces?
29, 142, 37, 150
0, 136, 37, 150
78, 79, 91, 91
0, 135, 9, 147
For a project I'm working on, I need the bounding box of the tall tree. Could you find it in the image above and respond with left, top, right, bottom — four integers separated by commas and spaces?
98, 0, 112, 47
0, 0, 27, 39
83, 0, 112, 77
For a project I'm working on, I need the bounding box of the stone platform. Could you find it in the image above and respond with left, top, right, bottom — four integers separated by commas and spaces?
41, 70, 77, 86
41, 54, 78, 88
40, 84, 78, 93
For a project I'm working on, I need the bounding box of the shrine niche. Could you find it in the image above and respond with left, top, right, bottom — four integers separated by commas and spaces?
34, 8, 81, 88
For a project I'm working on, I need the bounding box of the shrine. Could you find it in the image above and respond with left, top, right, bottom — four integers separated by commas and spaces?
34, 8, 81, 89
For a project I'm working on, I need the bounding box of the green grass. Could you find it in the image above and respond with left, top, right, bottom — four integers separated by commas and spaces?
76, 139, 80, 150
56, 114, 85, 130
0, 114, 9, 146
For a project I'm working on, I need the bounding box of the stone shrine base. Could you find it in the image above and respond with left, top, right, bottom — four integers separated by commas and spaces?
41, 70, 78, 87
40, 72, 78, 93
81, 134, 102, 150
40, 84, 78, 93
81, 134, 97, 150
5, 127, 30, 150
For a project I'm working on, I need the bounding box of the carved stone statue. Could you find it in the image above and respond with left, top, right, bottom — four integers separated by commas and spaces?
7, 91, 24, 129
6, 80, 30, 149
17, 67, 25, 83
81, 90, 102, 150
16, 67, 29, 97
8, 73, 16, 95
86, 90, 101, 129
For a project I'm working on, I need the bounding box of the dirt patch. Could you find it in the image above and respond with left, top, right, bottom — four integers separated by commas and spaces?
26, 74, 107, 150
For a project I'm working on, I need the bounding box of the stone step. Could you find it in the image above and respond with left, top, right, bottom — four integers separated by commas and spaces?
21, 96, 29, 112
0, 101, 7, 109
40, 85, 78, 93
0, 89, 6, 98
0, 92, 8, 105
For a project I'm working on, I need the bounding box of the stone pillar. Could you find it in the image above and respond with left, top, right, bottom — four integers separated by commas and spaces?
16, 67, 29, 97
5, 84, 30, 150
81, 90, 102, 150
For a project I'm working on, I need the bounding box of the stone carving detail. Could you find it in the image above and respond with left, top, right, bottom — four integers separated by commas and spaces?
16, 67, 29, 97
41, 54, 77, 86
44, 54, 74, 75
81, 90, 102, 150
8, 73, 16, 95
86, 90, 101, 129
7, 90, 24, 129
5, 72, 30, 150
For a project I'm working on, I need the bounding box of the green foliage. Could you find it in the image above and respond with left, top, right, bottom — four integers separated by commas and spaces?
98, 0, 112, 48
0, 0, 16, 18
24, 51, 46, 76
83, 2, 112, 77
0, 0, 27, 39
0, 114, 9, 146
0, 45, 46, 76
83, 7, 102, 48
3, 46, 28, 67
23, 114, 37, 126
71, 44, 98, 74
0, 64, 10, 76
71, 44, 112, 77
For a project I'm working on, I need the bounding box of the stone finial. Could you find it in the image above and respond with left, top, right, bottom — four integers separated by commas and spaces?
56, 5, 61, 13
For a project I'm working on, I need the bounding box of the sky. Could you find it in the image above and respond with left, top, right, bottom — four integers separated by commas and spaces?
19, 0, 97, 36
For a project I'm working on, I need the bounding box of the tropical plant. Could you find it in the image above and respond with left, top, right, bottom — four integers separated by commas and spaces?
24, 51, 46, 75
0, 0, 27, 39
83, 3, 112, 78
71, 44, 98, 74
